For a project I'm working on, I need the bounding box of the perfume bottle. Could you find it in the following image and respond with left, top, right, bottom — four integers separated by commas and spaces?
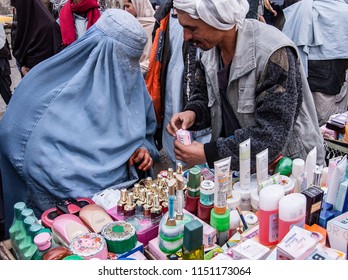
176, 174, 184, 220
167, 168, 174, 180
161, 189, 169, 214
176, 162, 183, 175
182, 220, 204, 260
150, 195, 162, 222
143, 191, 153, 219
133, 183, 141, 201
135, 188, 146, 218
145, 177, 153, 190
117, 188, 127, 215
124, 192, 136, 219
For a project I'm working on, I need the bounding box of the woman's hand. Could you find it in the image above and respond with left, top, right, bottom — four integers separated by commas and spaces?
128, 147, 153, 171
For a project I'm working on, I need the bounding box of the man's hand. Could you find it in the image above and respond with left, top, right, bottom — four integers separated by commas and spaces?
173, 140, 206, 166
166, 110, 196, 137
128, 148, 153, 171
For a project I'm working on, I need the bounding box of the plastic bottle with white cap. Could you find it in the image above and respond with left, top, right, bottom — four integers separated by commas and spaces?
278, 193, 306, 242
259, 185, 285, 246
290, 158, 307, 193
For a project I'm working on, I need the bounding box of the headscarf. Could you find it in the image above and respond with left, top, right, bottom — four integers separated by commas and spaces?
11, 0, 62, 69
173, 0, 249, 30
59, 0, 101, 46
132, 0, 155, 18
130, 0, 156, 72
0, 9, 159, 229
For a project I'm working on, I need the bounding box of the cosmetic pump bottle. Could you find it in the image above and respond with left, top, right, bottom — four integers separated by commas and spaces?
166, 179, 176, 226
182, 220, 204, 260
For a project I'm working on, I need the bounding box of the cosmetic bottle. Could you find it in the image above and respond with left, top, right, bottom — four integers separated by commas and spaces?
161, 189, 169, 214
9, 202, 27, 259
18, 216, 38, 259
210, 208, 230, 247
124, 192, 136, 219
176, 162, 183, 175
133, 183, 141, 201
187, 167, 201, 197
176, 174, 184, 220
278, 193, 306, 242
151, 195, 163, 222
182, 220, 204, 260
15, 208, 37, 259
135, 188, 146, 218
259, 185, 285, 246
145, 177, 153, 190
116, 188, 127, 215
143, 192, 153, 219
166, 179, 176, 226
167, 168, 174, 180
291, 158, 307, 193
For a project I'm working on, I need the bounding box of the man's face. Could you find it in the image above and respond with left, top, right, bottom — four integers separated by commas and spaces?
177, 10, 222, 51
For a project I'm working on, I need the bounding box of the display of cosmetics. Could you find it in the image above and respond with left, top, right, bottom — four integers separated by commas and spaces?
115, 166, 187, 222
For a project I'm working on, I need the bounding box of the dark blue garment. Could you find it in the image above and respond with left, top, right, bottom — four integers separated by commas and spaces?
0, 9, 159, 237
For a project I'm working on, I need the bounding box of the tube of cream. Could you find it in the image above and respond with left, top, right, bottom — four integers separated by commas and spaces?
214, 157, 231, 215
305, 147, 317, 189
239, 139, 251, 190
326, 155, 347, 205
256, 148, 269, 192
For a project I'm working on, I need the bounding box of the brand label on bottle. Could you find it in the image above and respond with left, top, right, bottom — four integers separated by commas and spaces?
268, 213, 279, 242
311, 202, 321, 213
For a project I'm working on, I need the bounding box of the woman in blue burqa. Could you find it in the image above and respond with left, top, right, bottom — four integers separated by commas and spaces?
0, 9, 159, 237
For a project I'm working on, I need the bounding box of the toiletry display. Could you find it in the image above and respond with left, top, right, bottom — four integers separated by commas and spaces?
3, 156, 348, 262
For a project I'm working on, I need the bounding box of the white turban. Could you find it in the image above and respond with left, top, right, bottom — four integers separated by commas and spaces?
173, 0, 249, 30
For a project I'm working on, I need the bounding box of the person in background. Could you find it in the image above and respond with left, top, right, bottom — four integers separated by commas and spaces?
167, 0, 325, 171
124, 0, 156, 77
0, 24, 12, 105
0, 9, 159, 239
146, 0, 211, 168
58, 0, 101, 47
10, 0, 62, 77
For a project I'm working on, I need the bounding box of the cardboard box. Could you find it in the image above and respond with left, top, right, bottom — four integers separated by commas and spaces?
229, 239, 270, 260
276, 226, 318, 260
326, 211, 348, 254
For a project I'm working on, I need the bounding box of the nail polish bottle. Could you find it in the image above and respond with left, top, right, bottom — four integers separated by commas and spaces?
124, 192, 136, 219
161, 189, 169, 214
145, 177, 153, 191
133, 183, 140, 201
143, 191, 153, 219
117, 188, 127, 215
135, 188, 146, 219
167, 167, 174, 180
151, 195, 163, 222
176, 162, 183, 175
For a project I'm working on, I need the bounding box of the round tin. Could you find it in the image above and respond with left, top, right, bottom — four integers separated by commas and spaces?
101, 221, 137, 254
69, 232, 108, 260
200, 180, 214, 206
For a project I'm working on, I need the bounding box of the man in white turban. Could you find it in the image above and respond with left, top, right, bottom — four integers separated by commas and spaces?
167, 0, 325, 171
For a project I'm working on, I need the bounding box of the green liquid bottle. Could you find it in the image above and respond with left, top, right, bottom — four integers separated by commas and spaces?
9, 202, 27, 259
182, 220, 204, 260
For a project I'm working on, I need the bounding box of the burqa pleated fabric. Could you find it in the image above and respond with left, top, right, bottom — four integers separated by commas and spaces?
12, 0, 62, 69
0, 9, 159, 236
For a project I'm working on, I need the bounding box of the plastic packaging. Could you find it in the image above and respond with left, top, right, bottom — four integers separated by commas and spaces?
213, 157, 231, 215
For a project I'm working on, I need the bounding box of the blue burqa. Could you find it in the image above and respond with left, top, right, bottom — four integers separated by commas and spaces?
0, 9, 159, 235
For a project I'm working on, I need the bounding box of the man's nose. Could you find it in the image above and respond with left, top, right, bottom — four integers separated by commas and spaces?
183, 29, 193, 42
